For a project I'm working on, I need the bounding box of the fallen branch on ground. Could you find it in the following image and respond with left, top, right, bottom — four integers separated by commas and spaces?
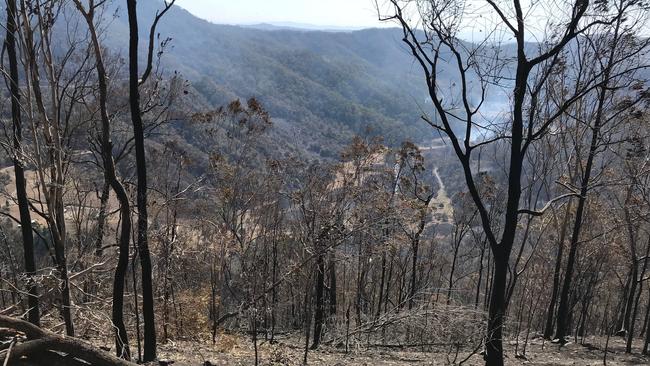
0, 315, 135, 366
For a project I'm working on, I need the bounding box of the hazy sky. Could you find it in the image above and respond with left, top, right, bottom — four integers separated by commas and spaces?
172, 0, 547, 41
175, 0, 386, 28
173, 1, 647, 42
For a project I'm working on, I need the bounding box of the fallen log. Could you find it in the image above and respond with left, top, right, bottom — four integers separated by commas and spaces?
12, 350, 90, 366
0, 315, 135, 366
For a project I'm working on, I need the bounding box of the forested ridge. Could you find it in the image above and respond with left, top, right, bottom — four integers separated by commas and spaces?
103, 0, 439, 160
0, 1, 650, 366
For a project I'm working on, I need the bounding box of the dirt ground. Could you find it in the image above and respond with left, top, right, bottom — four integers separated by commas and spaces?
148, 334, 650, 366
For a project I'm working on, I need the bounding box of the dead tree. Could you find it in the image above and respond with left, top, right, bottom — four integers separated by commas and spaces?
555, 1, 650, 343
125, 0, 175, 361
15, 0, 97, 336
0, 314, 135, 366
378, 1, 616, 364
71, 0, 134, 359
3, 0, 39, 327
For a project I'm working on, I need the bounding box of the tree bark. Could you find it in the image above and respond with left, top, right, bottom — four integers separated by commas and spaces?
5, 0, 40, 328
94, 181, 111, 257
627, 237, 650, 352
485, 255, 508, 366
329, 250, 337, 316
554, 63, 609, 345
125, 0, 156, 360
0, 315, 135, 366
73, 1, 133, 357
311, 246, 326, 349
543, 203, 572, 339
641, 291, 650, 355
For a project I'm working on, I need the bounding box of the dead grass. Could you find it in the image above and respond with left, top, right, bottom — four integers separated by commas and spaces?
150, 334, 650, 365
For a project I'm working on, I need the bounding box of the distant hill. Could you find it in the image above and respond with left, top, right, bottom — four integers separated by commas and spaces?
0, 0, 508, 166
242, 22, 366, 32
100, 0, 448, 160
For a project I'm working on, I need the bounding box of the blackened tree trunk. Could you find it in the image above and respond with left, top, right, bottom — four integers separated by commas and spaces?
409, 210, 429, 309
126, 0, 156, 360
621, 261, 637, 341
53, 234, 74, 336
409, 236, 419, 309
628, 250, 648, 352
328, 250, 337, 316
72, 0, 132, 357
270, 239, 278, 342
616, 272, 633, 333
379, 0, 595, 363
555, 49, 613, 345
94, 181, 110, 257
640, 291, 650, 338
544, 203, 572, 339
5, 0, 40, 327
483, 28, 529, 363
485, 254, 509, 366
556, 3, 627, 343
311, 246, 326, 349
625, 213, 647, 353
475, 238, 486, 309
447, 229, 463, 306
110, 183, 133, 360
642, 292, 650, 355
17, 0, 74, 335
554, 140, 597, 343
376, 249, 386, 318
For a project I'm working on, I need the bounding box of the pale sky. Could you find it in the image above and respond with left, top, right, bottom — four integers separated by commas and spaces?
172, 0, 557, 41
175, 0, 386, 28
174, 1, 649, 42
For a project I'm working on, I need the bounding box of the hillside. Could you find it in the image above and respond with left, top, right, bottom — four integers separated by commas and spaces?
101, 1, 442, 159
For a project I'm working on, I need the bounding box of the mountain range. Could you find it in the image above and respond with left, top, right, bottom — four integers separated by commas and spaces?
102, 0, 443, 160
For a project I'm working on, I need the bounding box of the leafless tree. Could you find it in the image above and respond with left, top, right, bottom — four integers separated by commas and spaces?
376, 0, 638, 363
